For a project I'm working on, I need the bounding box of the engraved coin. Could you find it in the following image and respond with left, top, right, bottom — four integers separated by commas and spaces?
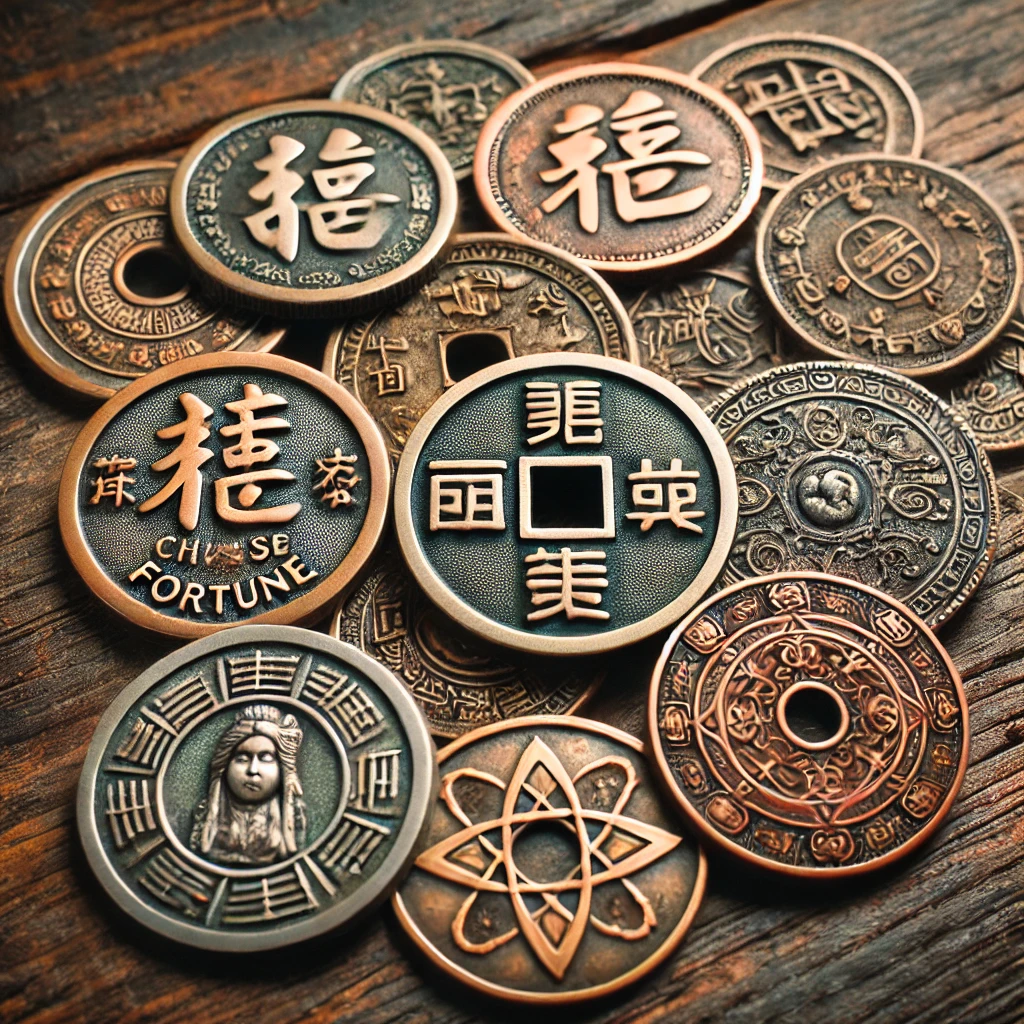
394, 352, 738, 656
394, 715, 705, 1001
77, 625, 435, 950
171, 101, 458, 317
473, 62, 762, 272
650, 573, 968, 877
705, 361, 998, 628
3, 161, 284, 400
757, 155, 1022, 376
322, 233, 639, 464
692, 33, 923, 191
59, 351, 389, 638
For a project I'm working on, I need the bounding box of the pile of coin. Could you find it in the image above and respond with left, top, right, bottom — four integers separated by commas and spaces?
6, 30, 1016, 1004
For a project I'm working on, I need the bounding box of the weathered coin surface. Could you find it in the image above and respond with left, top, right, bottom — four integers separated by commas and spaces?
77, 626, 435, 950
705, 362, 998, 628
171, 101, 458, 317
394, 352, 738, 656
3, 161, 283, 400
474, 62, 762, 272
394, 715, 705, 1002
692, 33, 923, 190
649, 573, 968, 877
323, 233, 638, 463
756, 155, 1022, 376
59, 351, 389, 638
331, 40, 534, 181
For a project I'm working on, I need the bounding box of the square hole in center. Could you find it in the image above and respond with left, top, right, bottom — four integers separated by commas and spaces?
529, 464, 607, 530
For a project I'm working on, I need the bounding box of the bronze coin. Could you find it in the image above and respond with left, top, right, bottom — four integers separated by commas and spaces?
756, 155, 1022, 377
393, 715, 706, 1002
692, 33, 923, 191
649, 573, 968, 877
473, 62, 763, 272
3, 161, 284, 400
704, 361, 998, 628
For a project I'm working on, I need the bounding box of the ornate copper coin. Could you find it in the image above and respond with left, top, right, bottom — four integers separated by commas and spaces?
59, 351, 389, 638
757, 155, 1022, 376
705, 362, 998, 628
322, 233, 638, 464
473, 62, 762, 272
3, 161, 283, 400
692, 33, 923, 190
394, 716, 705, 1002
171, 101, 458, 317
649, 573, 968, 877
77, 626, 435, 950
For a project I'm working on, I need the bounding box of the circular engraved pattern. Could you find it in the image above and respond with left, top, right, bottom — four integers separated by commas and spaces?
393, 716, 705, 1002
649, 573, 968, 876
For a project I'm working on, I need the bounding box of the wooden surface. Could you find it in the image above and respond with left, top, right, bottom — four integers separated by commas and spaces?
2, 1, 1024, 1022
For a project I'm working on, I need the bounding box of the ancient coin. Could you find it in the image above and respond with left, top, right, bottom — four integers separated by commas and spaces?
393, 715, 705, 1002
3, 161, 284, 400
757, 155, 1022, 376
331, 40, 534, 181
59, 351, 389, 638
692, 33, 923, 190
170, 101, 458, 317
649, 573, 968, 877
705, 361, 998, 628
77, 625, 435, 950
322, 233, 638, 464
394, 352, 738, 656
473, 62, 762, 272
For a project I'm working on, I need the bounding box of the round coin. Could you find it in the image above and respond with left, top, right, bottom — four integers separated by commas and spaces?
473, 62, 762, 272
757, 155, 1022, 376
59, 351, 389, 638
77, 625, 435, 950
394, 715, 705, 1001
649, 573, 968, 877
171, 101, 458, 317
3, 161, 284, 400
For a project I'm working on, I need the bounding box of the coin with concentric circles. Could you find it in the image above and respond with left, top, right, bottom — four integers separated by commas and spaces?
170, 101, 458, 317
58, 351, 389, 638
77, 625, 435, 950
649, 572, 968, 877
3, 161, 284, 400
473, 62, 763, 272
394, 715, 706, 1002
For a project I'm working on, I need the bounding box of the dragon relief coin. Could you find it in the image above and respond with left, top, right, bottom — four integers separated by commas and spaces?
3, 161, 284, 400
649, 573, 968, 877
58, 351, 389, 639
393, 716, 706, 1002
77, 626, 436, 951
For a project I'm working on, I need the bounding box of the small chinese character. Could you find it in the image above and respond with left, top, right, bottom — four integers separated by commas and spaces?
524, 380, 603, 445
527, 283, 586, 345
429, 460, 507, 531
427, 267, 530, 318
353, 749, 401, 813
524, 546, 609, 622
88, 455, 137, 508
314, 450, 360, 508
365, 335, 409, 396
626, 458, 704, 533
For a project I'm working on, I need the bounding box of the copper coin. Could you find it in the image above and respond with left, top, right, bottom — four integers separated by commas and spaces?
473, 62, 762, 273
692, 33, 923, 191
393, 715, 706, 1002
171, 101, 458, 317
705, 361, 998, 628
59, 351, 389, 638
757, 155, 1022, 376
322, 233, 638, 464
649, 573, 968, 877
3, 161, 283, 400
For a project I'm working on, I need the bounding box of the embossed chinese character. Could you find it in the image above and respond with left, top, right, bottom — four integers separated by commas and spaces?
314, 449, 360, 508
525, 380, 603, 445
524, 546, 609, 622
527, 282, 587, 345
626, 458, 704, 533
244, 134, 305, 262
428, 459, 507, 530
389, 59, 497, 144
365, 335, 408, 396
353, 749, 401, 813
427, 267, 530, 317
89, 455, 137, 508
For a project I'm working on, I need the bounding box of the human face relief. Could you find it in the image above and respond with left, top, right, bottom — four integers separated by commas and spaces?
226, 734, 281, 804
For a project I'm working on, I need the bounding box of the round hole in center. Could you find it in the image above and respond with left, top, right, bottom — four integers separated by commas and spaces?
777, 682, 849, 751
122, 245, 189, 299
444, 332, 512, 383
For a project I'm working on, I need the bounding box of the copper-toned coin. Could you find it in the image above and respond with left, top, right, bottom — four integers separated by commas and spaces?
705, 361, 998, 628
59, 351, 389, 639
3, 161, 283, 401
171, 101, 458, 317
649, 573, 968, 877
394, 715, 705, 1001
757, 155, 1022, 377
692, 33, 923, 191
474, 62, 762, 273
322, 233, 638, 464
